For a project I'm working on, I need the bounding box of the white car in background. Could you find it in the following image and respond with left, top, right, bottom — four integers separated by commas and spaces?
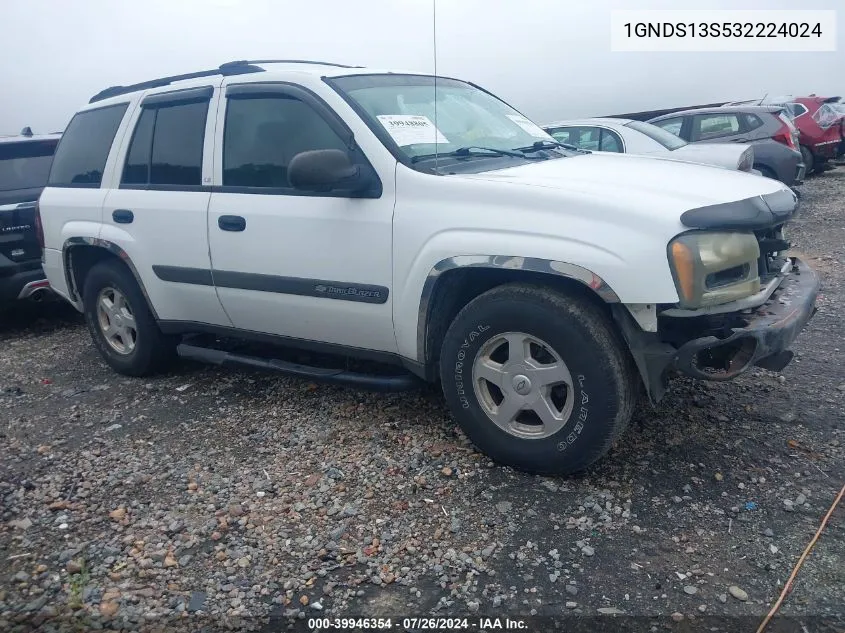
543, 117, 756, 174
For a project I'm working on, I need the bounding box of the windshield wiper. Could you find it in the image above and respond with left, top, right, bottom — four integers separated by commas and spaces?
411, 146, 543, 163
514, 140, 590, 154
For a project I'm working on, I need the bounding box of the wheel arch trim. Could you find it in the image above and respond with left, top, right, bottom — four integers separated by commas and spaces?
62, 237, 159, 320
416, 255, 620, 363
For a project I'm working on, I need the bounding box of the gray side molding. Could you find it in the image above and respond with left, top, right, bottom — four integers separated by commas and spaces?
417, 255, 620, 362
63, 237, 159, 320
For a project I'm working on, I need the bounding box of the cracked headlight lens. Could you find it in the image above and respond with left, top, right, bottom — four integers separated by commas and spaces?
668, 232, 760, 308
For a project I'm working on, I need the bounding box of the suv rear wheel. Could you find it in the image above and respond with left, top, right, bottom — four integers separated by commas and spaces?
83, 260, 176, 376
439, 283, 637, 475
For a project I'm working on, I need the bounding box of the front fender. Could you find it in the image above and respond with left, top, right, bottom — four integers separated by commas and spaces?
396, 252, 625, 363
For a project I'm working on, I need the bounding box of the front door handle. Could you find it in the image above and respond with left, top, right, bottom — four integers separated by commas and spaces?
218, 215, 246, 232
112, 209, 134, 224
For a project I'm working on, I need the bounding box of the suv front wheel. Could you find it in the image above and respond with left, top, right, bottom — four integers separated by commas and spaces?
439, 283, 637, 475
82, 259, 176, 376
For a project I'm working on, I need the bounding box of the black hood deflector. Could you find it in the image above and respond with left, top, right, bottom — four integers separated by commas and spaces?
680, 188, 797, 230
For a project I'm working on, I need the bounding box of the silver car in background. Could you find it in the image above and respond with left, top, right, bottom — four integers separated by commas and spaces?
542, 117, 756, 173
647, 105, 805, 186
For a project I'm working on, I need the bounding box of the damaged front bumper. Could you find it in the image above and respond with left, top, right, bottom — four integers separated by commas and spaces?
614, 257, 819, 403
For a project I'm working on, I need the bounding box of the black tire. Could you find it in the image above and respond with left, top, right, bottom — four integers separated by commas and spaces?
800, 145, 814, 174
82, 259, 176, 376
439, 283, 637, 476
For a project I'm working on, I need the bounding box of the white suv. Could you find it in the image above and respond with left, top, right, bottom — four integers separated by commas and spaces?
38, 59, 819, 475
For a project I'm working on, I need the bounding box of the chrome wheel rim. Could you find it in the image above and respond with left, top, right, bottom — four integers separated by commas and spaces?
472, 331, 574, 439
96, 287, 137, 355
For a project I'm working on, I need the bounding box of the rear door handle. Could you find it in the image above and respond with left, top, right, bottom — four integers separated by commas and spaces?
218, 215, 246, 232
112, 209, 134, 224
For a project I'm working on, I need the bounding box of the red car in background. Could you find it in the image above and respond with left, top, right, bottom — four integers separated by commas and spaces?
791, 96, 844, 172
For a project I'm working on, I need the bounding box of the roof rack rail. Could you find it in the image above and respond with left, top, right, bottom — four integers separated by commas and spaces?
88, 62, 265, 103
220, 59, 356, 69
88, 59, 358, 104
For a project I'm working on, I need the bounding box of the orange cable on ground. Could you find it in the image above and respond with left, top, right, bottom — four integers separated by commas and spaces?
755, 480, 845, 633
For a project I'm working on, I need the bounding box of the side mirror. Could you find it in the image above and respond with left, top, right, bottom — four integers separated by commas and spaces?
288, 149, 371, 194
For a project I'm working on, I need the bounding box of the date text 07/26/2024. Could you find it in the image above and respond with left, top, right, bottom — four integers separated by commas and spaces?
307, 617, 528, 630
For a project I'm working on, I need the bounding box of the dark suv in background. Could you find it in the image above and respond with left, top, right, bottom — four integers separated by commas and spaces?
0, 128, 60, 306
647, 106, 805, 187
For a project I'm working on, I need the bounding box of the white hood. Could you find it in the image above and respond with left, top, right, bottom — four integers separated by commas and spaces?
456, 151, 783, 213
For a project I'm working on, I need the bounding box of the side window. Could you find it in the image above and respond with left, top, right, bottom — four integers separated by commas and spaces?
693, 114, 741, 141
652, 117, 683, 137
546, 127, 574, 145
223, 95, 348, 188
789, 103, 808, 118
48, 103, 128, 187
742, 113, 764, 132
122, 109, 154, 185
121, 100, 208, 187
598, 129, 623, 152
575, 127, 601, 151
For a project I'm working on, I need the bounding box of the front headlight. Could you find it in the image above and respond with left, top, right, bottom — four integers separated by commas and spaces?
668, 232, 760, 308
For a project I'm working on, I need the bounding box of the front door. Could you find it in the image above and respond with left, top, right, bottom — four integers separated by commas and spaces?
207, 82, 396, 353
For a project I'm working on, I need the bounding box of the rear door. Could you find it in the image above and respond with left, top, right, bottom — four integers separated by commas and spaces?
100, 84, 231, 326
0, 138, 57, 268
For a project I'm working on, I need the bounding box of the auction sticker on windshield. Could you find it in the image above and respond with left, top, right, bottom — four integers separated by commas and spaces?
506, 114, 550, 138
376, 115, 449, 146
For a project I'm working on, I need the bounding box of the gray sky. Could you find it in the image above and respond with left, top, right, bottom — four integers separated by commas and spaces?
2, 0, 842, 135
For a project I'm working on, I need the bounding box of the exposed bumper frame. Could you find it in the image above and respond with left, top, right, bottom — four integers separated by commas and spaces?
614, 258, 819, 403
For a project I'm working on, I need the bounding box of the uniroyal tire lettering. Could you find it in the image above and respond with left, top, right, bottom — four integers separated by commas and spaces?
454, 325, 491, 410
558, 374, 589, 452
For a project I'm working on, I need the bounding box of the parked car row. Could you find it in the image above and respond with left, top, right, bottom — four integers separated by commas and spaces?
25, 59, 819, 475
724, 95, 844, 173
543, 117, 756, 174
544, 105, 806, 187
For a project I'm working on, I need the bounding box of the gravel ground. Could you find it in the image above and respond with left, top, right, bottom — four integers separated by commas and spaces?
1, 171, 843, 633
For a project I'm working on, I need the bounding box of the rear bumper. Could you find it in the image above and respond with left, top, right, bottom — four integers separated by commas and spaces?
812, 140, 839, 159
0, 261, 49, 303
672, 258, 818, 379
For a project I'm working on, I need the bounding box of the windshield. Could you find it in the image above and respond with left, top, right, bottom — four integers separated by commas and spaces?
0, 140, 57, 192
625, 120, 687, 150
330, 74, 562, 165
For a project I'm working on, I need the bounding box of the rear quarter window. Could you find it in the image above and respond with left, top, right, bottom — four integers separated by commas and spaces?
48, 103, 128, 187
742, 113, 764, 132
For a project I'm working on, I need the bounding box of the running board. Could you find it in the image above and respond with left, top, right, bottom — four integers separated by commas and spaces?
176, 343, 419, 392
